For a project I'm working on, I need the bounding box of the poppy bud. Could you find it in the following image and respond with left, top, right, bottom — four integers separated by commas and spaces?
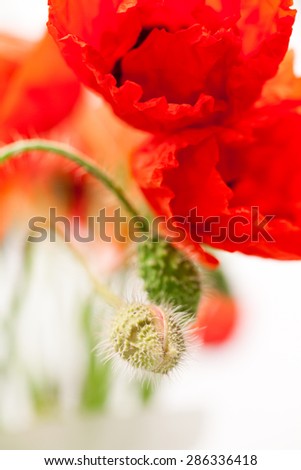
111, 302, 186, 375
138, 239, 202, 319
193, 268, 238, 345
194, 294, 238, 345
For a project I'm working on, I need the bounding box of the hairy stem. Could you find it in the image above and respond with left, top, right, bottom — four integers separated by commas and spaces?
0, 139, 144, 223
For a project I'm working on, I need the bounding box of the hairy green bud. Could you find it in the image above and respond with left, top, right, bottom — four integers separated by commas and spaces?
111, 303, 186, 375
138, 239, 202, 319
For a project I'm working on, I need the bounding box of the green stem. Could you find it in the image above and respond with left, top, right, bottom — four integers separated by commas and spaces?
0, 139, 143, 223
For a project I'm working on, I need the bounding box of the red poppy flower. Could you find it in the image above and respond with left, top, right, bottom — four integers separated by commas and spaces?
47, 0, 295, 133
132, 101, 301, 261
0, 33, 80, 142
194, 294, 238, 345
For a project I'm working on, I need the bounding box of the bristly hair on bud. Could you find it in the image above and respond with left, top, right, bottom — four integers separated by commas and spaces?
106, 302, 187, 376
138, 239, 202, 321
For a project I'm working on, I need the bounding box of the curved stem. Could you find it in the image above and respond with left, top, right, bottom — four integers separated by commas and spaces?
0, 139, 144, 223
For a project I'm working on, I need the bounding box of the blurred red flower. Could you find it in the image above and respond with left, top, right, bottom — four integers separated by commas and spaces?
47, 0, 295, 133
194, 294, 238, 345
0, 33, 80, 142
0, 32, 84, 238
0, 31, 145, 272
0, 32, 91, 236
0, 32, 144, 250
